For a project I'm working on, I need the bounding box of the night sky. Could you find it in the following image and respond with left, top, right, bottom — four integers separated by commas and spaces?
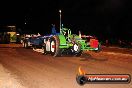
0, 0, 132, 40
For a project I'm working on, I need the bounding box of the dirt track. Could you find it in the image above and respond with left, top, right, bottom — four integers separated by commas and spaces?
0, 46, 131, 88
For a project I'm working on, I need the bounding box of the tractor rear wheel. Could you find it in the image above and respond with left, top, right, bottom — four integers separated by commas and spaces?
50, 36, 62, 57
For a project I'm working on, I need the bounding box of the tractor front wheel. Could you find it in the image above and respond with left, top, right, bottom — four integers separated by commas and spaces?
72, 43, 82, 56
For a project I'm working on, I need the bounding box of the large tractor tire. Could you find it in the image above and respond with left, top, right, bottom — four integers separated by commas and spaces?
72, 43, 82, 56
50, 36, 62, 57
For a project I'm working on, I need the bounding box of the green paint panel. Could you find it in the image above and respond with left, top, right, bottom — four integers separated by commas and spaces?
58, 35, 66, 44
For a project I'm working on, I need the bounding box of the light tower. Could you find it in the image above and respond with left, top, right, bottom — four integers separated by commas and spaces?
59, 10, 61, 33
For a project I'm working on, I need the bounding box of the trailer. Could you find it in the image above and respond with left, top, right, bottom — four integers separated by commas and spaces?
22, 33, 43, 48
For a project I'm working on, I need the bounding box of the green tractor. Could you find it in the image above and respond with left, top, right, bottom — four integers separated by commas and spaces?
43, 26, 101, 57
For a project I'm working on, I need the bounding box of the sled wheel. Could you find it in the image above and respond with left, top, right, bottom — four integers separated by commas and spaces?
42, 44, 47, 55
